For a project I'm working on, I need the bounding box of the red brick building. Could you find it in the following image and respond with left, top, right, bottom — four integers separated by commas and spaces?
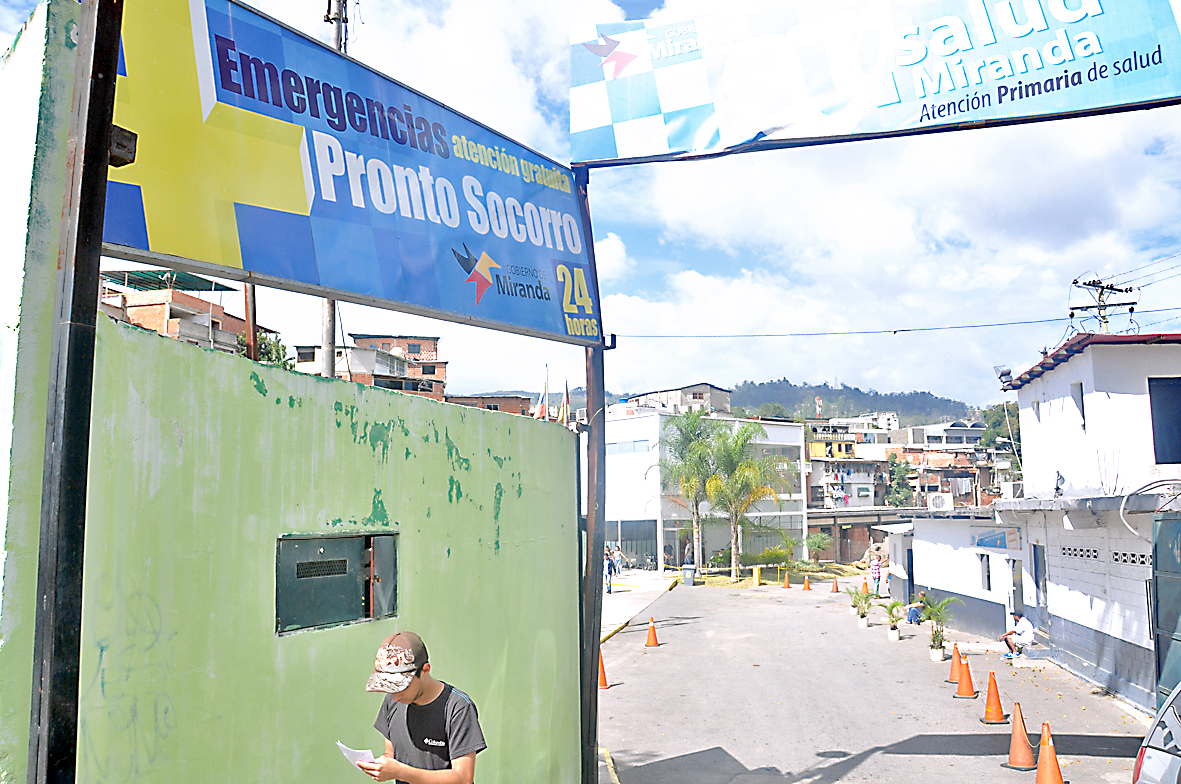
445, 395, 532, 415
349, 335, 447, 399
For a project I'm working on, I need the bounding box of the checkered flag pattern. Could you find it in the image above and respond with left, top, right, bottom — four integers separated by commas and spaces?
570, 21, 720, 162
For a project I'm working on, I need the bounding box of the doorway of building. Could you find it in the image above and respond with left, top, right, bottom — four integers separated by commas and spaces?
1010, 558, 1025, 616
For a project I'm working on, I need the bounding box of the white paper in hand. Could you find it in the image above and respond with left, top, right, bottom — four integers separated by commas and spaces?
337, 741, 376, 768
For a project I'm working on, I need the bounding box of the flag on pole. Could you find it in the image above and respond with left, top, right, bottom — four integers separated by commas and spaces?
558, 383, 570, 424
534, 368, 548, 420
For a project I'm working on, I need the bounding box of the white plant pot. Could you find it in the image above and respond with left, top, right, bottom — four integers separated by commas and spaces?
888, 628, 901, 642
848, 606, 858, 615
857, 616, 869, 628
929, 647, 946, 662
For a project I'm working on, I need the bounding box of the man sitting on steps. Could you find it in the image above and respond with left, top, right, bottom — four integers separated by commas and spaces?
1000, 611, 1035, 658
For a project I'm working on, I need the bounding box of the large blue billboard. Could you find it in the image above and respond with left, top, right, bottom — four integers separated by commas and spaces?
570, 0, 1181, 163
105, 0, 602, 346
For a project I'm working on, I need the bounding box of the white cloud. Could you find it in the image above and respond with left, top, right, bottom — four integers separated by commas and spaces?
593, 232, 634, 282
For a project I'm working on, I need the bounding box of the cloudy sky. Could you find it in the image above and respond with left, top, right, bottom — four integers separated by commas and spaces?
4, 0, 1181, 407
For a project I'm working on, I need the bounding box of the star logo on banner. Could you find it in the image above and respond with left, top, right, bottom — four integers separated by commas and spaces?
452, 245, 500, 305
583, 33, 636, 80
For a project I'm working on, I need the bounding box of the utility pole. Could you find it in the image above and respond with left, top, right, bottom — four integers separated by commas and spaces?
320, 0, 347, 379
1070, 277, 1136, 334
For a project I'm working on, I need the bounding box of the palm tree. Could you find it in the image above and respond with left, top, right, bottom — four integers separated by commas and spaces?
706, 422, 793, 581
652, 410, 719, 568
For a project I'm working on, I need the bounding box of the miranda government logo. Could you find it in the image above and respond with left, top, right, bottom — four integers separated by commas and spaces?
584, 33, 637, 80
453, 245, 500, 305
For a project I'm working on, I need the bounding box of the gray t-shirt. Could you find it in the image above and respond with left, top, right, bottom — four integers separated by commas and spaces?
374, 683, 486, 779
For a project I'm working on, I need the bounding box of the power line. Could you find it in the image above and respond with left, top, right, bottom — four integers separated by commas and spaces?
616, 306, 1181, 339
1140, 268, 1181, 288
1120, 261, 1181, 285
1112, 252, 1181, 282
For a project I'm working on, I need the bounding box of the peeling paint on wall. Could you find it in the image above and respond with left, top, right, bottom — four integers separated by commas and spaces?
71, 317, 581, 783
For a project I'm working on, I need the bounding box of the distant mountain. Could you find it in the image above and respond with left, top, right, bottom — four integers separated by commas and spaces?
731, 378, 972, 427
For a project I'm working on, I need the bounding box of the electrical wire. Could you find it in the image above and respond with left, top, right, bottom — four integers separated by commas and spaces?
1111, 252, 1181, 282
1139, 268, 1181, 288
1119, 262, 1181, 286
615, 306, 1181, 339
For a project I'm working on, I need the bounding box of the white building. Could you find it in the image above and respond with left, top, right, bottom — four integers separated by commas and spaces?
602, 402, 805, 571
626, 383, 730, 415
828, 412, 900, 433
887, 420, 987, 447
888, 333, 1181, 711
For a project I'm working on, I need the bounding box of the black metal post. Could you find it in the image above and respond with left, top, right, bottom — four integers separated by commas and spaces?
27, 2, 123, 782
573, 164, 608, 784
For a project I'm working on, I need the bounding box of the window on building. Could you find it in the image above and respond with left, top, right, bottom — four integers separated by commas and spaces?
691, 392, 704, 400
335, 350, 343, 357
1149, 377, 1181, 464
1070, 382, 1086, 430
422, 365, 436, 375
276, 534, 397, 634
979, 553, 991, 591
633, 440, 649, 452
485, 403, 499, 410
407, 343, 421, 354
296, 347, 315, 363
381, 342, 390, 351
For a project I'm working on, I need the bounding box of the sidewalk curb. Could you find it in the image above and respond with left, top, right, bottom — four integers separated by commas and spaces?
599, 747, 621, 784
600, 577, 678, 643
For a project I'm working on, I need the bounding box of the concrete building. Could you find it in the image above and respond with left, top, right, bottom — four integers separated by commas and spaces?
446, 394, 532, 415
601, 402, 805, 571
99, 270, 254, 354
626, 382, 730, 414
351, 334, 448, 398
888, 420, 987, 446
887, 333, 1181, 712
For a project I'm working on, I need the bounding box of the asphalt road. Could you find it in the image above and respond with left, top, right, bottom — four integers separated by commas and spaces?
598, 579, 1149, 784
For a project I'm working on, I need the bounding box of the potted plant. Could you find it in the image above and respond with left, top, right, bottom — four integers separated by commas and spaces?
854, 591, 873, 628
844, 586, 861, 616
922, 596, 961, 661
879, 600, 905, 641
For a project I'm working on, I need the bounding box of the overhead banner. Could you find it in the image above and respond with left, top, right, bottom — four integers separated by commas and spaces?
104, 0, 601, 346
570, 0, 1181, 163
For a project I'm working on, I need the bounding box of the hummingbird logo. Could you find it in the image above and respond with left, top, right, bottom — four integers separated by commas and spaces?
583, 33, 637, 81
452, 245, 500, 305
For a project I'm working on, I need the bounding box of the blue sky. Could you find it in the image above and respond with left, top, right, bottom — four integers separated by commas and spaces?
7, 0, 1181, 408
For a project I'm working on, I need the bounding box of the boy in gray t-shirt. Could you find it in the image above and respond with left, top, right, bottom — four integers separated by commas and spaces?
358, 632, 487, 783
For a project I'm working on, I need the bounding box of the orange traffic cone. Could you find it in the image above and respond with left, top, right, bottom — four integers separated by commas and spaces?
980, 671, 1009, 724
783, 570, 790, 589
946, 644, 962, 683
831, 577, 840, 593
1001, 702, 1037, 771
1033, 722, 1064, 784
645, 617, 659, 647
954, 655, 978, 699
862, 577, 869, 594
598, 652, 608, 690
802, 576, 811, 591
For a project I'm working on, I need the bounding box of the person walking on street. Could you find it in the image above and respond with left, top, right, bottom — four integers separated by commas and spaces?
604, 549, 617, 594
358, 631, 487, 783
870, 557, 882, 597
613, 545, 624, 574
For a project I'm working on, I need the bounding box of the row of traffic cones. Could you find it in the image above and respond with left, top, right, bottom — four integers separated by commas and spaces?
599, 617, 663, 690
777, 573, 843, 592
944, 643, 1064, 782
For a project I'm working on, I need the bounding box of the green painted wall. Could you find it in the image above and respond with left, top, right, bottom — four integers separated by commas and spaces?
76, 315, 581, 782
0, 2, 83, 781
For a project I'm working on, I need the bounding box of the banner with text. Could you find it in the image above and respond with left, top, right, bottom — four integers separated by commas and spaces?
570, 0, 1181, 162
105, 0, 600, 345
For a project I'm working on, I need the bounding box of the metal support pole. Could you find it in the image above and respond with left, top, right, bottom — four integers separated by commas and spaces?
320, 0, 345, 378
27, 1, 123, 782
572, 164, 608, 784
244, 283, 258, 361
321, 298, 336, 378
581, 344, 606, 782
